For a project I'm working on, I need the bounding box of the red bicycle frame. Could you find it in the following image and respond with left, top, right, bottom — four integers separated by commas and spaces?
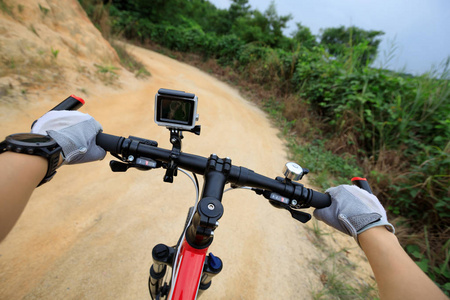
169, 240, 208, 299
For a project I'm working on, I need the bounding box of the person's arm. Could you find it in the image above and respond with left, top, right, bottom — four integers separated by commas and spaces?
0, 110, 105, 242
313, 185, 447, 299
0, 152, 47, 241
359, 227, 447, 300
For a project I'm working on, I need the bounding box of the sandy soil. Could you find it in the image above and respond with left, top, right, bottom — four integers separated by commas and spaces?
0, 44, 376, 300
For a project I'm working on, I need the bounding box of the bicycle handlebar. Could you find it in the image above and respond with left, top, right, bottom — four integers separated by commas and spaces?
96, 132, 331, 209
43, 95, 331, 210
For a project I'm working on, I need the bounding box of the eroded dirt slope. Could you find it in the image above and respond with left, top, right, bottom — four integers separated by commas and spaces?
0, 0, 119, 103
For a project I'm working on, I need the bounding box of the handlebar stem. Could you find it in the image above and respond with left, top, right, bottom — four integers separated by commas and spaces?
186, 155, 230, 248
201, 155, 231, 201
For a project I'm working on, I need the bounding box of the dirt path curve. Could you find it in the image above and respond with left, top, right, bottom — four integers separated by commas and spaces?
0, 45, 368, 299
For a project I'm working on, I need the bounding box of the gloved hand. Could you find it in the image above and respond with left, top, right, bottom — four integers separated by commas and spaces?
313, 185, 395, 244
31, 110, 106, 164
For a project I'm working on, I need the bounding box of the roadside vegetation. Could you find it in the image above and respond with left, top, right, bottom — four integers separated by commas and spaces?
78, 0, 150, 78
79, 0, 449, 294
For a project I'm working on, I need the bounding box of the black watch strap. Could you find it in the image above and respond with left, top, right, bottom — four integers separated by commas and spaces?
37, 147, 61, 186
0, 134, 62, 187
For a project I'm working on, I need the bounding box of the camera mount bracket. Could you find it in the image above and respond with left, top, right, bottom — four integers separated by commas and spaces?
163, 126, 201, 183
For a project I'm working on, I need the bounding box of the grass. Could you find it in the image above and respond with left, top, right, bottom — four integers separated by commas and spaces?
312, 267, 377, 300
0, 45, 66, 100
308, 236, 378, 299
289, 140, 362, 189
94, 63, 120, 85
304, 219, 378, 298
110, 40, 150, 78
0, 0, 13, 17
29, 24, 39, 36
308, 219, 330, 239
51, 47, 59, 59
38, 4, 49, 17
306, 225, 378, 299
258, 95, 362, 188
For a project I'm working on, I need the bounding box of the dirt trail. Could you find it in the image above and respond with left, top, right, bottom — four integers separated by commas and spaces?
0, 45, 374, 299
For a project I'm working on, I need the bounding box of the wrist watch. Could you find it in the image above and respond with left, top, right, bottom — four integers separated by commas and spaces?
0, 133, 62, 186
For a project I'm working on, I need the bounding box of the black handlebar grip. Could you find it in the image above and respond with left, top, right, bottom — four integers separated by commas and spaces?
96, 132, 123, 154
351, 177, 373, 194
310, 190, 331, 208
50, 95, 85, 111
32, 95, 86, 129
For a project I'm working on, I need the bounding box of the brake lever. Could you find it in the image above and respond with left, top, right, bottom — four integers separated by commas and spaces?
286, 207, 311, 223
110, 160, 130, 172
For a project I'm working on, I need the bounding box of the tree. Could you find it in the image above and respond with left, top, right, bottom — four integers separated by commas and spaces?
110, 0, 186, 24
230, 1, 291, 48
229, 0, 251, 22
320, 26, 384, 66
291, 22, 317, 49
263, 1, 292, 46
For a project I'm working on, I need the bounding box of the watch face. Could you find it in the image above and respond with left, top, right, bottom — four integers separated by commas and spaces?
6, 133, 56, 147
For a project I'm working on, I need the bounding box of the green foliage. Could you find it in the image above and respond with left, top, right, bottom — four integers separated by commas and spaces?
310, 249, 378, 299
215, 34, 245, 65
291, 23, 317, 50
292, 54, 450, 225
261, 97, 361, 189
38, 4, 50, 17
230, 1, 292, 48
78, 0, 150, 77
111, 41, 150, 78
94, 64, 119, 84
94, 64, 119, 74
406, 238, 450, 294
320, 26, 384, 66
51, 47, 59, 59
29, 24, 39, 36
78, 0, 112, 38
229, 0, 251, 21
0, 0, 13, 16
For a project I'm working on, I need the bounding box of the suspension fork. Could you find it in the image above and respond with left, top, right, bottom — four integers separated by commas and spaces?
149, 244, 175, 298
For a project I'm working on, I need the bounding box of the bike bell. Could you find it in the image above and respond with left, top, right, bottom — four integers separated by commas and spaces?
283, 162, 304, 181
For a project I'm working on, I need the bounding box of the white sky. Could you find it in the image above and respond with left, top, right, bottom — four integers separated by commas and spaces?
209, 0, 450, 75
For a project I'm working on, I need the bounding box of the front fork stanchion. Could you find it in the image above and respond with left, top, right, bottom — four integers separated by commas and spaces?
197, 253, 223, 298
149, 244, 175, 298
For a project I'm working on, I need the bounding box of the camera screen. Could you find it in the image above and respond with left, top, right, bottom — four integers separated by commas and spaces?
159, 97, 193, 125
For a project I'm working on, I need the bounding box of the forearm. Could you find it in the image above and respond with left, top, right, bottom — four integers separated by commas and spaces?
359, 227, 447, 300
0, 152, 47, 242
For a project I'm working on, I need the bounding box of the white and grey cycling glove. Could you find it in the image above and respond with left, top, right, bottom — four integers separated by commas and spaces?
31, 110, 106, 164
314, 185, 395, 244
